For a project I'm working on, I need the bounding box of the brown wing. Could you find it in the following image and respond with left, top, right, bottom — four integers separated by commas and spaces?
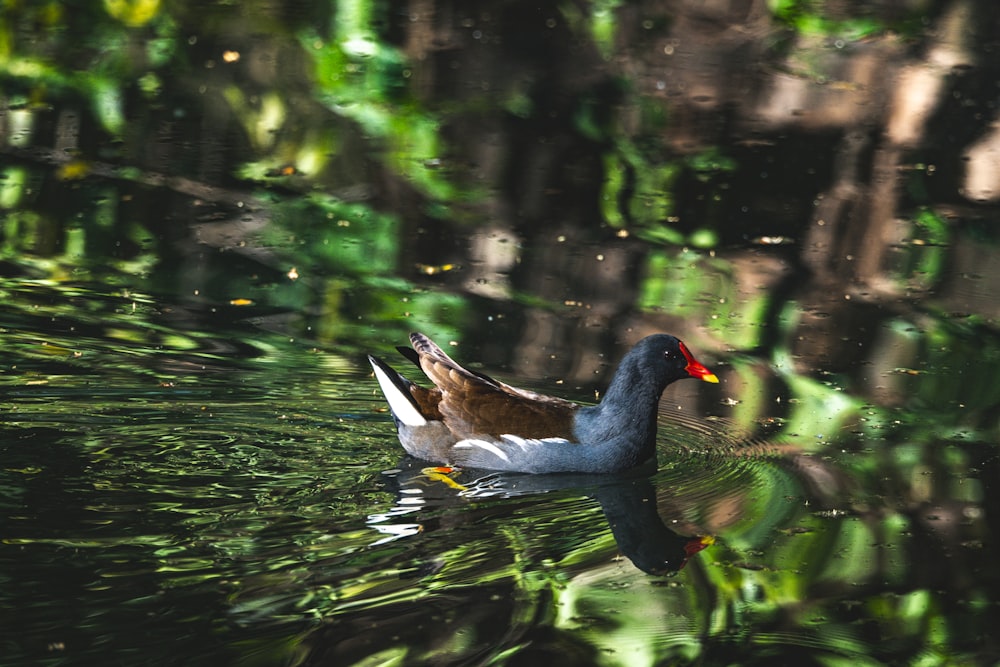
407, 383, 443, 421
409, 333, 578, 439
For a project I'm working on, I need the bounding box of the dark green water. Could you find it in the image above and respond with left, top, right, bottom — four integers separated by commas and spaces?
2, 279, 997, 665
4, 1, 1000, 664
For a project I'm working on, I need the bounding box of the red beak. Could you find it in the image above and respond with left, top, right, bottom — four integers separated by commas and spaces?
679, 342, 719, 383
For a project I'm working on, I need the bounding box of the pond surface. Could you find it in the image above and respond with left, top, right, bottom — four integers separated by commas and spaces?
2, 278, 996, 665
3, 1, 1000, 665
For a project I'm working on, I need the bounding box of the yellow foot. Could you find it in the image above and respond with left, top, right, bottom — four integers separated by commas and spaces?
419, 466, 468, 491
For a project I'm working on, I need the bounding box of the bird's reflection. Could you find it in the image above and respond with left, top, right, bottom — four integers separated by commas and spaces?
369, 443, 851, 575
370, 457, 712, 575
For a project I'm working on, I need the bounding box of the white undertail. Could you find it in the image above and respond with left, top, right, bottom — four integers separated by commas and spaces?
370, 359, 427, 427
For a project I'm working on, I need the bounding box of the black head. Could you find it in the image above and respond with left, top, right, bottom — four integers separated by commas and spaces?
629, 334, 719, 388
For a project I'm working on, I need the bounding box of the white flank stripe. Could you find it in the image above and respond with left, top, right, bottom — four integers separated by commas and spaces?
370, 360, 427, 426
455, 439, 511, 463
500, 434, 569, 450
500, 434, 531, 451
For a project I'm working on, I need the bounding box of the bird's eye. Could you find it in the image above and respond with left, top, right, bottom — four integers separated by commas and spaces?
663, 350, 674, 360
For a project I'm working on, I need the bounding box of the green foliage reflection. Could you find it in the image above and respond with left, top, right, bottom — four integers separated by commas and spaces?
1, 3, 999, 665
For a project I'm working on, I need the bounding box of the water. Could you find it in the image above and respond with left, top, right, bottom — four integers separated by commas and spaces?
2, 280, 995, 665
3, 1, 1000, 664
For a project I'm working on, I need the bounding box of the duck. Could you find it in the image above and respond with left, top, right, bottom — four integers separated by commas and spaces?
368, 332, 719, 474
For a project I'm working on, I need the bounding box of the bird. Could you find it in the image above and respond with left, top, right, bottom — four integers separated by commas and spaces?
368, 332, 719, 474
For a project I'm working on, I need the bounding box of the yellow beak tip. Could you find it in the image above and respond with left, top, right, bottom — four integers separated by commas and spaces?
702, 373, 720, 384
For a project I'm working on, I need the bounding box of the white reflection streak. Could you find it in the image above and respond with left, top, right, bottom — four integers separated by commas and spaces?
368, 522, 422, 546
367, 493, 425, 545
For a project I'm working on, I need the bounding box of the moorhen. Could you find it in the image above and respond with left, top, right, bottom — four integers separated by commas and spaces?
368, 332, 719, 473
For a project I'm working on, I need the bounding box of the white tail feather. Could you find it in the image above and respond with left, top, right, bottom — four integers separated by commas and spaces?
370, 359, 427, 427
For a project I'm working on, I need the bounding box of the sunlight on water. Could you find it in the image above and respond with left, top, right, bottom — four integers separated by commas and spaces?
1, 278, 996, 664
3, 0, 1000, 660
